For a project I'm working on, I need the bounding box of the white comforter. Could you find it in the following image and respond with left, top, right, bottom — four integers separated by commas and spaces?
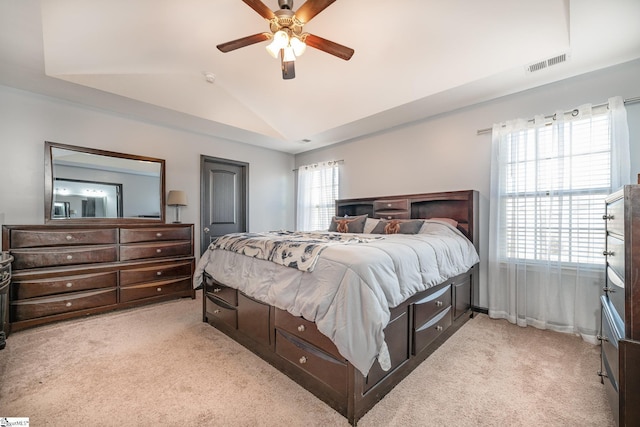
193, 221, 479, 377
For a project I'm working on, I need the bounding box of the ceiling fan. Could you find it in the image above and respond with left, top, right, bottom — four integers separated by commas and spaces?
217, 0, 354, 80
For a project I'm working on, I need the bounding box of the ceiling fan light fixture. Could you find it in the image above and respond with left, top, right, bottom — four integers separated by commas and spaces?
266, 30, 289, 58
283, 46, 296, 62
290, 36, 306, 56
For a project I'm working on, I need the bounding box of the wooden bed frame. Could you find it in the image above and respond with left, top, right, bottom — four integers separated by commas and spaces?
201, 190, 479, 425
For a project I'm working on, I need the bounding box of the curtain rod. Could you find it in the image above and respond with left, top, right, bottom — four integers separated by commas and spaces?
292, 159, 344, 172
476, 96, 640, 136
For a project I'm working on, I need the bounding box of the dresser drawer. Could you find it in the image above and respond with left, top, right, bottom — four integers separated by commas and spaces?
11, 245, 118, 270
120, 241, 192, 261
275, 308, 342, 359
11, 288, 117, 321
414, 306, 452, 355
606, 235, 624, 282
606, 267, 625, 323
605, 196, 624, 238
12, 271, 118, 299
204, 278, 237, 306
120, 261, 192, 286
413, 284, 452, 328
205, 294, 238, 329
601, 297, 622, 389
10, 228, 117, 248
119, 277, 191, 303
275, 329, 347, 395
120, 227, 192, 244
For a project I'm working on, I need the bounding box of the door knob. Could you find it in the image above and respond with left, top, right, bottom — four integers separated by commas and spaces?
204, 227, 210, 233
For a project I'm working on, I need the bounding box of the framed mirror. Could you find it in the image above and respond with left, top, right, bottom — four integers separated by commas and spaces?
45, 141, 166, 224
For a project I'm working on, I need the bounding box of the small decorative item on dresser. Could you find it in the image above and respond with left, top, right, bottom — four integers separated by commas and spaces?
167, 190, 188, 224
0, 251, 14, 350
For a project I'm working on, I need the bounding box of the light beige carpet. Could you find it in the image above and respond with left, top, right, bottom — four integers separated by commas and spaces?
0, 292, 614, 426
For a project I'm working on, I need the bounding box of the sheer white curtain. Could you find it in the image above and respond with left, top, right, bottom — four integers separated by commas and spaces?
296, 161, 340, 231
488, 96, 630, 342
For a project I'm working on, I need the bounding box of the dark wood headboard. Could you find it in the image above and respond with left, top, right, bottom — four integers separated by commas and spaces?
335, 190, 479, 252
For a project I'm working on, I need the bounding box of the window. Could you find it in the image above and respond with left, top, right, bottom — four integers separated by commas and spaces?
296, 161, 340, 231
501, 114, 611, 265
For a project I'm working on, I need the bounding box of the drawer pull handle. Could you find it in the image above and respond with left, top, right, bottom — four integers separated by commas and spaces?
156, 271, 163, 276
597, 334, 609, 342
603, 250, 614, 256
213, 288, 221, 293
66, 282, 73, 288
435, 325, 443, 331
603, 286, 615, 293
435, 300, 443, 307
156, 232, 163, 237
213, 309, 221, 314
66, 255, 73, 260
156, 249, 162, 253
66, 235, 73, 241
299, 356, 308, 364
157, 287, 162, 292
297, 324, 306, 332
65, 302, 72, 307
602, 214, 614, 220
597, 370, 608, 379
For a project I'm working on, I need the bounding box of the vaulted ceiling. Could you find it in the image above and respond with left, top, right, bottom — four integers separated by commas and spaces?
1, 0, 639, 153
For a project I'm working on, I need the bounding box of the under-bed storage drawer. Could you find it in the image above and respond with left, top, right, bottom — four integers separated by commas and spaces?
364, 306, 409, 392
275, 329, 348, 396
413, 306, 452, 355
204, 278, 237, 307
275, 308, 342, 359
10, 288, 117, 321
205, 294, 237, 329
413, 285, 451, 327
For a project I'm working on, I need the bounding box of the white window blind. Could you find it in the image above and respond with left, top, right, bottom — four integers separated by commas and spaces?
296, 161, 340, 231
501, 114, 611, 265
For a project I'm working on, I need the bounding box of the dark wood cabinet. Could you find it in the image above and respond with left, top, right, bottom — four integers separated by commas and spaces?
2, 223, 195, 333
600, 185, 640, 426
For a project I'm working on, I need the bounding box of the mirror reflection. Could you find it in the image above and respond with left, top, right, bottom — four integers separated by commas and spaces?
47, 143, 165, 222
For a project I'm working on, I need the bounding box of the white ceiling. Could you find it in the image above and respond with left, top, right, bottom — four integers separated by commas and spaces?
1, 0, 639, 154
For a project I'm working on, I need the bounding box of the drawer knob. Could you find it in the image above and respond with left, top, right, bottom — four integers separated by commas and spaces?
603, 286, 616, 293
602, 214, 614, 220
66, 255, 73, 260
387, 216, 392, 219
435, 325, 443, 331
65, 302, 72, 307
156, 249, 162, 253
156, 271, 163, 276
157, 287, 162, 292
213, 309, 221, 314
603, 250, 614, 256
597, 334, 609, 342
66, 235, 73, 241
299, 356, 308, 364
156, 232, 163, 237
387, 203, 392, 207
66, 282, 73, 288
435, 300, 443, 307
297, 324, 306, 332
213, 288, 221, 293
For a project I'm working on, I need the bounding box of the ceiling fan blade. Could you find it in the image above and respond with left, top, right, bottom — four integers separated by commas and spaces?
217, 33, 271, 53
295, 0, 336, 24
304, 33, 354, 60
241, 0, 275, 20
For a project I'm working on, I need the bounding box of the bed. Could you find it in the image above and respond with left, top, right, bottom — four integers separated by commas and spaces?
194, 190, 480, 425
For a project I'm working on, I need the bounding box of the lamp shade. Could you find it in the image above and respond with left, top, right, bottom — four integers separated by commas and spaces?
167, 190, 187, 206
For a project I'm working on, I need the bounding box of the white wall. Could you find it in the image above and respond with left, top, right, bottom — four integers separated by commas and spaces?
0, 85, 296, 256
294, 59, 640, 309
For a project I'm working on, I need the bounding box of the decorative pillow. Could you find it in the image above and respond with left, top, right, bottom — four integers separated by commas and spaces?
363, 218, 380, 234
328, 214, 368, 233
428, 217, 458, 227
371, 219, 424, 235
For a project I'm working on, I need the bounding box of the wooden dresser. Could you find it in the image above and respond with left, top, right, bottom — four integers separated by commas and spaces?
600, 185, 640, 425
1, 223, 195, 333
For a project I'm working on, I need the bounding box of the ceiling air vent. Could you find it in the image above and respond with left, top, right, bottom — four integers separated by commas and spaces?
526, 52, 569, 73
